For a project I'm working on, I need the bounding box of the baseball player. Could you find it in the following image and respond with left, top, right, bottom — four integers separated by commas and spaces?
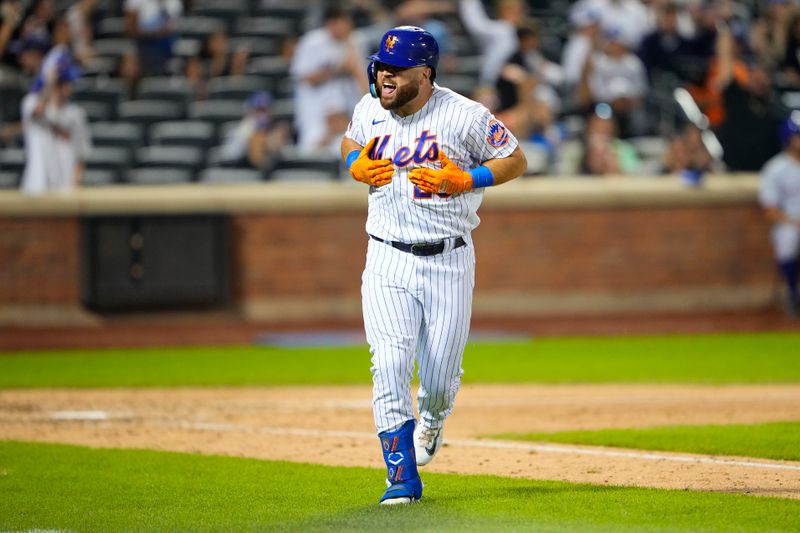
340, 26, 527, 505
759, 112, 800, 316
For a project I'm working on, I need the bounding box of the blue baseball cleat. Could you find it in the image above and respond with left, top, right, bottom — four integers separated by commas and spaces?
378, 419, 423, 505
380, 476, 423, 505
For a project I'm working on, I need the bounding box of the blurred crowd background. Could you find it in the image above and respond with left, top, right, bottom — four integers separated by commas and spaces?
0, 0, 795, 188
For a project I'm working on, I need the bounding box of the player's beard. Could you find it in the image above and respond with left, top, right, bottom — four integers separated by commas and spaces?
379, 82, 419, 111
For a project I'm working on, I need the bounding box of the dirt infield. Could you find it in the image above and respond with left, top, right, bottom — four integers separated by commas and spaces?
2, 384, 799, 499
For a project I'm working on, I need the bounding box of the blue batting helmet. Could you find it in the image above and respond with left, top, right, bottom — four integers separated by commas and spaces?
367, 26, 439, 98
780, 111, 800, 146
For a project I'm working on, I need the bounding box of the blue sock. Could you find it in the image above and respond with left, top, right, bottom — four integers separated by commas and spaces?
778, 260, 799, 300
379, 419, 419, 484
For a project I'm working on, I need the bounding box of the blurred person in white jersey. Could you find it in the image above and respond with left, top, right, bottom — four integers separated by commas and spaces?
20, 54, 90, 196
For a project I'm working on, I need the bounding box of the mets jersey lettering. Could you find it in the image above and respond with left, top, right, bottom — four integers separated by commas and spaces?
345, 86, 518, 243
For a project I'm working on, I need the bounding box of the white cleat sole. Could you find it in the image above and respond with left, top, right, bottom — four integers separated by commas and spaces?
380, 497, 412, 505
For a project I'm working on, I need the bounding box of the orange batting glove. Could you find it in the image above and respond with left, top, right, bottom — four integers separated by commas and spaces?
409, 150, 473, 195
348, 137, 394, 187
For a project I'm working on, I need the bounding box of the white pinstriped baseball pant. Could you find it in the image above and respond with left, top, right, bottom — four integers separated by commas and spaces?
361, 236, 475, 434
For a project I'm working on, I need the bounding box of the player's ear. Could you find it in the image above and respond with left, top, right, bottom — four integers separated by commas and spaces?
422, 66, 432, 84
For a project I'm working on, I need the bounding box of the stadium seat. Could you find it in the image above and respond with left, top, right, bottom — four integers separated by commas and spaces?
554, 139, 584, 176
91, 0, 124, 19
190, 0, 249, 32
189, 100, 244, 127
83, 147, 131, 183
519, 141, 550, 176
271, 146, 340, 178
270, 98, 295, 124
205, 145, 249, 168
172, 38, 202, 59
73, 78, 128, 110
80, 56, 117, 78
96, 17, 125, 39
0, 170, 19, 188
75, 100, 115, 121
84, 146, 133, 175
175, 16, 225, 41
126, 167, 194, 185
229, 37, 282, 59
90, 121, 144, 149
274, 77, 294, 99
137, 77, 196, 113
252, 3, 306, 32
434, 74, 479, 98
269, 168, 339, 182
135, 145, 205, 172
199, 167, 263, 183
92, 38, 135, 59
0, 84, 25, 124
81, 168, 119, 186
207, 76, 268, 100
149, 120, 216, 148
118, 100, 185, 136
0, 148, 26, 175
246, 56, 290, 84
451, 55, 483, 77
234, 17, 292, 39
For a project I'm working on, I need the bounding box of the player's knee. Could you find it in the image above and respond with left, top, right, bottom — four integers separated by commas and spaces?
370, 349, 414, 381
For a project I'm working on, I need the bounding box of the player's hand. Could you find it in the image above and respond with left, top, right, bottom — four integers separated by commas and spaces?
409, 150, 473, 195
350, 137, 394, 187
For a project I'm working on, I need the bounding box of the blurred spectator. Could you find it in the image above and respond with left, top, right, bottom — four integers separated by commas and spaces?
578, 27, 649, 137
759, 112, 800, 316
459, 0, 525, 88
637, 1, 694, 81
290, 6, 366, 151
495, 21, 561, 142
20, 56, 91, 195
10, 33, 48, 81
18, 0, 56, 49
711, 24, 783, 171
65, 0, 97, 64
580, 103, 640, 175
1, 0, 24, 63
661, 123, 713, 175
683, 0, 720, 61
185, 30, 249, 99
124, 0, 182, 76
116, 47, 141, 99
571, 0, 651, 49
750, 0, 793, 70
778, 8, 800, 87
394, 0, 457, 74
562, 5, 602, 88
220, 91, 290, 171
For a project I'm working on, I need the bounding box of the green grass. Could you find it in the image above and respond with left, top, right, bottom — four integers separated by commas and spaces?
1, 332, 799, 388
495, 421, 800, 462
1, 441, 798, 532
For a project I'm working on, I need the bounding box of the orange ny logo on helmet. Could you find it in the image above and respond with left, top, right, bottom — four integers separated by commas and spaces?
385, 35, 398, 51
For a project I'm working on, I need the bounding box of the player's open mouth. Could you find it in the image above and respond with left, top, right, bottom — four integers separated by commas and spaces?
382, 82, 397, 97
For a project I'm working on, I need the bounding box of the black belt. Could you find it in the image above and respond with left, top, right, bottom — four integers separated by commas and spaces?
369, 234, 466, 256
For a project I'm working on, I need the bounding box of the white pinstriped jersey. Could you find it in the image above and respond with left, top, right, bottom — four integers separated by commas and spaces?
345, 85, 518, 243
